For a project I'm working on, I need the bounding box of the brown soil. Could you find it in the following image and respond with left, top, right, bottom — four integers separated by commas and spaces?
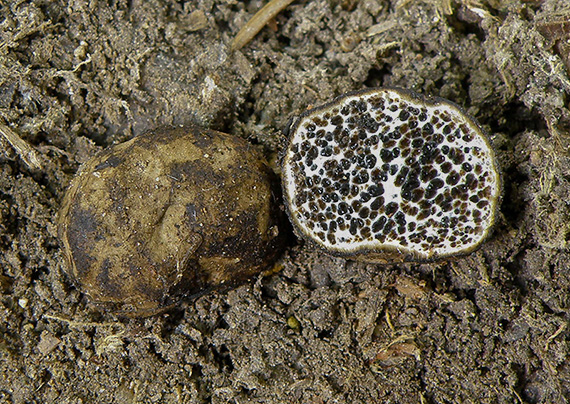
1, 0, 570, 403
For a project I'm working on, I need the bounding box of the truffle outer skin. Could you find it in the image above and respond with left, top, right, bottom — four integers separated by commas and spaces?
58, 126, 285, 316
281, 87, 502, 263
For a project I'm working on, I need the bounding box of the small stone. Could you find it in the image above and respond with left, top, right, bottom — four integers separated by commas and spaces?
37, 331, 61, 355
287, 315, 301, 330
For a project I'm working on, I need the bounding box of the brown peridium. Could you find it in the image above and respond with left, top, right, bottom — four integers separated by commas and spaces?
58, 126, 286, 317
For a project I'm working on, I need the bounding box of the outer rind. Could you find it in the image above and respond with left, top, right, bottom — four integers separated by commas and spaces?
281, 87, 502, 263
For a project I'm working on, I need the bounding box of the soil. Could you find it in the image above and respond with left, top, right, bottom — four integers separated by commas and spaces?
1, 0, 570, 403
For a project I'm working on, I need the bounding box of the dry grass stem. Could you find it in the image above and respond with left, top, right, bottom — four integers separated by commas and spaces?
231, 0, 295, 51
0, 122, 42, 170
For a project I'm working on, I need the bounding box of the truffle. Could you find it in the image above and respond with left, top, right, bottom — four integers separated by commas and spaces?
58, 126, 285, 316
281, 88, 501, 263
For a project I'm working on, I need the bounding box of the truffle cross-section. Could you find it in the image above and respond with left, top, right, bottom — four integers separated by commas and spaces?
282, 88, 501, 263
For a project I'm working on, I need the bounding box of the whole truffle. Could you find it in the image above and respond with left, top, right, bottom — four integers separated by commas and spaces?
281, 88, 501, 263
58, 126, 285, 316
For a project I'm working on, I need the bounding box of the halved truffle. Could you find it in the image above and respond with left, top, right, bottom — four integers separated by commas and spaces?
281, 88, 501, 263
